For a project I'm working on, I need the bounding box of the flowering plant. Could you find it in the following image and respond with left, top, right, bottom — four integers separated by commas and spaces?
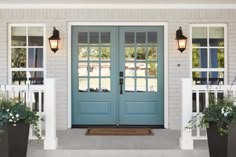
0, 95, 41, 139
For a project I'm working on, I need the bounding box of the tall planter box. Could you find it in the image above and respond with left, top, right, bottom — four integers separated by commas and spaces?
0, 122, 30, 157
207, 122, 236, 157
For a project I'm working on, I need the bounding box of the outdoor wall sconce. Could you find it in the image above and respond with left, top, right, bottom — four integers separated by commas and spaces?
48, 27, 60, 53
176, 26, 187, 53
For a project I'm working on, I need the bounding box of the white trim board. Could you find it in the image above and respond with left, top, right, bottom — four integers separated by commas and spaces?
67, 22, 169, 128
1, 4, 236, 9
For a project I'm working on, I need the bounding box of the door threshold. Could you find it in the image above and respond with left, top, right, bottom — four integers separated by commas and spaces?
72, 125, 164, 129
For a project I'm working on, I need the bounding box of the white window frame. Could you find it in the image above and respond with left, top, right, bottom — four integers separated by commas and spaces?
8, 23, 46, 84
190, 24, 228, 85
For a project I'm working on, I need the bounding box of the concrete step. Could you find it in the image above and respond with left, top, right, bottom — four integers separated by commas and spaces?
28, 149, 209, 157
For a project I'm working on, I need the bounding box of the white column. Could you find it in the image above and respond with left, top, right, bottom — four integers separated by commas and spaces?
179, 78, 194, 149
44, 79, 58, 150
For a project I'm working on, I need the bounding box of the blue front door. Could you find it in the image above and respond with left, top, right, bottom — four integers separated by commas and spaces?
72, 26, 164, 126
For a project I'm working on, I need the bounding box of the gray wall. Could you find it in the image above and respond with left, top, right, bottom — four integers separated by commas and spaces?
0, 9, 236, 130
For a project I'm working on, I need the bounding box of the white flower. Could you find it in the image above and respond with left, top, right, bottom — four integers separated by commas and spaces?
9, 119, 13, 122
16, 114, 19, 118
221, 106, 233, 117
6, 109, 10, 112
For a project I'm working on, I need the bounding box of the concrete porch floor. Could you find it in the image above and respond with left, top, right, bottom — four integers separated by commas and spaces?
27, 129, 209, 157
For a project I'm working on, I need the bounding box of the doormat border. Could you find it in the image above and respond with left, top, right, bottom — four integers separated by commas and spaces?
85, 128, 153, 136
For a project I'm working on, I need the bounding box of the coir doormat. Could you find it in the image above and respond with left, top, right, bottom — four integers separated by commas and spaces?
86, 128, 153, 136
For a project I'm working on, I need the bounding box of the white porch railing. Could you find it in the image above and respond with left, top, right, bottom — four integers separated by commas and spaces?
180, 78, 236, 149
0, 79, 57, 150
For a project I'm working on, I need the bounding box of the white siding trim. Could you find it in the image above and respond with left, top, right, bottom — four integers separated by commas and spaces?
67, 22, 169, 128
1, 4, 236, 9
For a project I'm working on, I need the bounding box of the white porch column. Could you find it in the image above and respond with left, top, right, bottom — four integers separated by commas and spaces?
44, 79, 58, 150
179, 78, 193, 149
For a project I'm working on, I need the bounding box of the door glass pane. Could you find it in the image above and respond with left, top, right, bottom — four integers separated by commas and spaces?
192, 72, 207, 85
101, 32, 110, 44
209, 27, 224, 47
136, 32, 146, 44
78, 47, 88, 60
11, 27, 26, 46
148, 78, 158, 92
78, 32, 88, 44
12, 71, 26, 85
125, 32, 134, 44
137, 78, 146, 92
101, 62, 110, 76
192, 48, 207, 68
125, 47, 135, 60
148, 47, 157, 61
101, 78, 110, 92
125, 63, 135, 76
78, 78, 88, 92
89, 47, 99, 61
28, 27, 43, 46
148, 62, 157, 77
89, 62, 99, 76
28, 48, 43, 68
136, 47, 146, 60
89, 32, 99, 44
89, 78, 99, 92
11, 48, 26, 68
148, 32, 157, 44
101, 47, 110, 60
192, 27, 207, 47
78, 62, 88, 76
125, 78, 135, 92
136, 62, 146, 77
209, 48, 224, 68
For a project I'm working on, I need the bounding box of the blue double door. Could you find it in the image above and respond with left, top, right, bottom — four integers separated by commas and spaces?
72, 26, 164, 126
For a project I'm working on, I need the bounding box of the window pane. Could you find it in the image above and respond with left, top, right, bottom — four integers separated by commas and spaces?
78, 32, 88, 44
78, 47, 88, 60
79, 78, 88, 92
89, 62, 99, 76
137, 78, 146, 92
125, 47, 135, 60
148, 62, 157, 77
148, 78, 158, 92
11, 27, 26, 46
28, 48, 43, 68
192, 71, 207, 85
125, 78, 135, 92
148, 47, 157, 61
101, 47, 110, 60
136, 32, 146, 44
78, 62, 88, 77
101, 78, 110, 92
28, 27, 43, 46
12, 71, 26, 85
209, 48, 224, 68
89, 32, 99, 44
192, 27, 207, 47
148, 32, 157, 44
89, 78, 99, 92
125, 32, 134, 44
29, 71, 44, 84
125, 63, 135, 77
89, 47, 99, 61
209, 72, 224, 85
101, 32, 110, 44
11, 48, 26, 68
209, 27, 224, 47
192, 48, 207, 68
136, 47, 146, 60
101, 62, 110, 76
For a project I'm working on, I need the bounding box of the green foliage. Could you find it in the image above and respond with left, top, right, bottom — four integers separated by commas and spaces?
0, 95, 41, 140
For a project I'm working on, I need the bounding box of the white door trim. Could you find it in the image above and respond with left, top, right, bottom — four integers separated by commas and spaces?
67, 22, 169, 128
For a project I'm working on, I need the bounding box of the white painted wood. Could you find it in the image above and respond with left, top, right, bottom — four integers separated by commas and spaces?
44, 79, 58, 150
67, 22, 169, 128
179, 78, 193, 149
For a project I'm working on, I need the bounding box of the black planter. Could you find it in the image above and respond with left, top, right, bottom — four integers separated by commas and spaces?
0, 122, 30, 157
207, 122, 236, 157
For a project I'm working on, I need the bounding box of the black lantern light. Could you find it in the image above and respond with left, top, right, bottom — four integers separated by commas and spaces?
48, 27, 60, 53
176, 26, 187, 53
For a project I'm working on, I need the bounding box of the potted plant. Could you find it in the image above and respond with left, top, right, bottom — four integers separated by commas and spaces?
0, 95, 41, 157
187, 93, 236, 157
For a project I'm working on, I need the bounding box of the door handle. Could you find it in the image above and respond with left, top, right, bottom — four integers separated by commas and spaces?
119, 78, 123, 94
